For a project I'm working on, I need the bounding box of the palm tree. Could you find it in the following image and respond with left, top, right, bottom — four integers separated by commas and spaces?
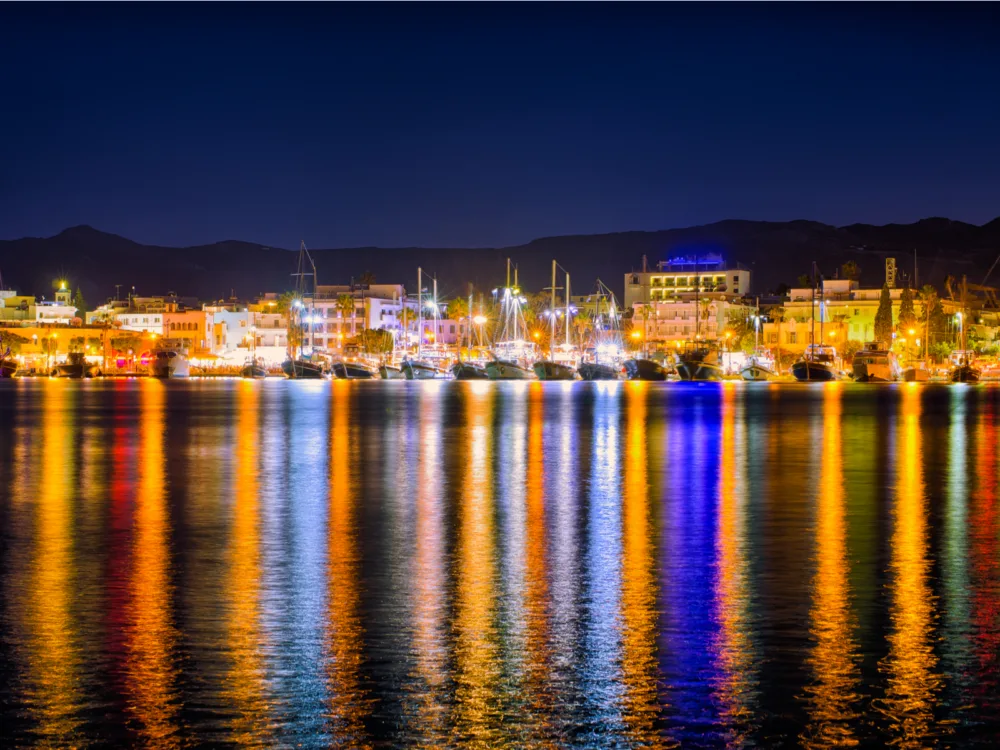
359, 271, 376, 286
337, 293, 356, 338
573, 308, 594, 344
446, 297, 469, 321
841, 260, 861, 281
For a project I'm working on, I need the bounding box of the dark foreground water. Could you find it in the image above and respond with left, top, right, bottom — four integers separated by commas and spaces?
0, 379, 998, 748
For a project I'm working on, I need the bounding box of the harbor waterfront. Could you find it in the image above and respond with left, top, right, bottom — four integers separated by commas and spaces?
1, 378, 998, 747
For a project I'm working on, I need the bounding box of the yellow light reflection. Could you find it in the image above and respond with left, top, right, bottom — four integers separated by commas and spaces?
25, 381, 82, 742
453, 384, 501, 744
126, 379, 180, 747
801, 383, 859, 748
326, 381, 370, 746
621, 382, 661, 742
411, 384, 448, 742
521, 385, 553, 737
712, 383, 755, 740
225, 381, 270, 742
881, 385, 940, 747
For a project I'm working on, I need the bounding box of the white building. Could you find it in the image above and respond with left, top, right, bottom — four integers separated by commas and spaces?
625, 253, 751, 309
0, 288, 78, 325
631, 297, 753, 346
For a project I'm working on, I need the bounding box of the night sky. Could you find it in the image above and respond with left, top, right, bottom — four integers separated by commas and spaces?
2, 3, 998, 249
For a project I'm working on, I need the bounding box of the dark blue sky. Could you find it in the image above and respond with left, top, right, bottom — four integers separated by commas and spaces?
2, 3, 998, 249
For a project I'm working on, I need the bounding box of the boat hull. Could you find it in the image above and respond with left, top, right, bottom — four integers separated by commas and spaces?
0, 360, 16, 378
282, 359, 325, 379
577, 362, 621, 381
791, 360, 838, 382
402, 360, 452, 380
675, 359, 723, 381
486, 360, 535, 380
624, 359, 667, 381
533, 361, 577, 380
852, 363, 897, 382
379, 365, 405, 380
53, 363, 101, 378
332, 362, 376, 379
951, 365, 981, 383
151, 352, 190, 379
740, 364, 774, 381
451, 362, 490, 380
241, 364, 267, 379
900, 367, 930, 383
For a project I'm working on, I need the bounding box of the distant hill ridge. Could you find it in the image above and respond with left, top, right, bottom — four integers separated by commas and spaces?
2, 217, 998, 307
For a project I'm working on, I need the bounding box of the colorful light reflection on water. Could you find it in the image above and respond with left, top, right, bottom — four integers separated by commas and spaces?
1, 379, 998, 748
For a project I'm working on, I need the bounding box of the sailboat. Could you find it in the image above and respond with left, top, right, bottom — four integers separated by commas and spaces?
487, 259, 536, 380
578, 280, 624, 380
951, 276, 981, 383
452, 288, 490, 379
673, 258, 722, 381
740, 299, 775, 381
534, 260, 578, 380
402, 268, 453, 379
282, 242, 326, 379
791, 263, 840, 382
241, 324, 267, 378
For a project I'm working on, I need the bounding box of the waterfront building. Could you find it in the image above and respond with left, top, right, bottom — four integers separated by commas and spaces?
0, 287, 78, 325
630, 297, 754, 347
624, 253, 751, 309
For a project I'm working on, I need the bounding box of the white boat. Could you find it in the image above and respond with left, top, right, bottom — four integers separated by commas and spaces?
741, 355, 776, 381
487, 259, 538, 380
379, 364, 405, 379
150, 349, 189, 378
852, 343, 901, 382
402, 359, 452, 379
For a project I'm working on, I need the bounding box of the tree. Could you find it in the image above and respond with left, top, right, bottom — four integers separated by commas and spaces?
797, 274, 812, 288
110, 333, 143, 353
359, 271, 376, 286
275, 290, 299, 314
446, 297, 469, 321
356, 328, 394, 355
874, 283, 893, 347
573, 308, 594, 344
72, 287, 88, 315
897, 286, 917, 334
337, 294, 356, 336
0, 330, 27, 355
841, 260, 861, 282
841, 339, 864, 362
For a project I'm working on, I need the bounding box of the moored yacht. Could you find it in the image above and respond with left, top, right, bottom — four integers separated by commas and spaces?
402, 358, 453, 379
451, 361, 490, 379
791, 345, 840, 382
241, 357, 267, 379
578, 361, 621, 380
852, 343, 900, 382
332, 361, 377, 379
624, 358, 667, 381
740, 355, 775, 381
486, 359, 535, 380
150, 349, 190, 379
533, 361, 577, 380
379, 364, 405, 379
674, 343, 723, 381
53, 352, 101, 378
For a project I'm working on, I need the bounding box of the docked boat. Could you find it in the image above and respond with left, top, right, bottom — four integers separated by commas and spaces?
951, 360, 981, 383
486, 359, 535, 380
674, 344, 723, 381
451, 361, 490, 379
533, 361, 577, 380
0, 359, 15, 378
282, 357, 325, 379
740, 356, 775, 381
791, 266, 840, 382
578, 361, 621, 380
791, 346, 840, 382
624, 358, 667, 381
901, 365, 930, 382
241, 357, 267, 379
379, 364, 405, 379
402, 359, 452, 380
332, 361, 376, 379
150, 349, 190, 379
852, 343, 901, 382
52, 351, 101, 379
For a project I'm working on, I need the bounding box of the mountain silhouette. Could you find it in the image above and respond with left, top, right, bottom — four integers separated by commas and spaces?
2, 218, 998, 307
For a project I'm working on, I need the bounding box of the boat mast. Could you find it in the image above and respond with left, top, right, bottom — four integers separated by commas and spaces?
565, 271, 571, 349
432, 276, 438, 348
811, 262, 817, 360
818, 265, 824, 350
550, 261, 558, 359
754, 297, 760, 351
417, 267, 423, 360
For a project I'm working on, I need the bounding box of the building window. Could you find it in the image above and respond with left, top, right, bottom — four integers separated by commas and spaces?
788, 332, 797, 344
768, 333, 778, 344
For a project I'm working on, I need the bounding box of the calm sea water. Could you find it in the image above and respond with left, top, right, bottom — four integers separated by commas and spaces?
0, 379, 998, 748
